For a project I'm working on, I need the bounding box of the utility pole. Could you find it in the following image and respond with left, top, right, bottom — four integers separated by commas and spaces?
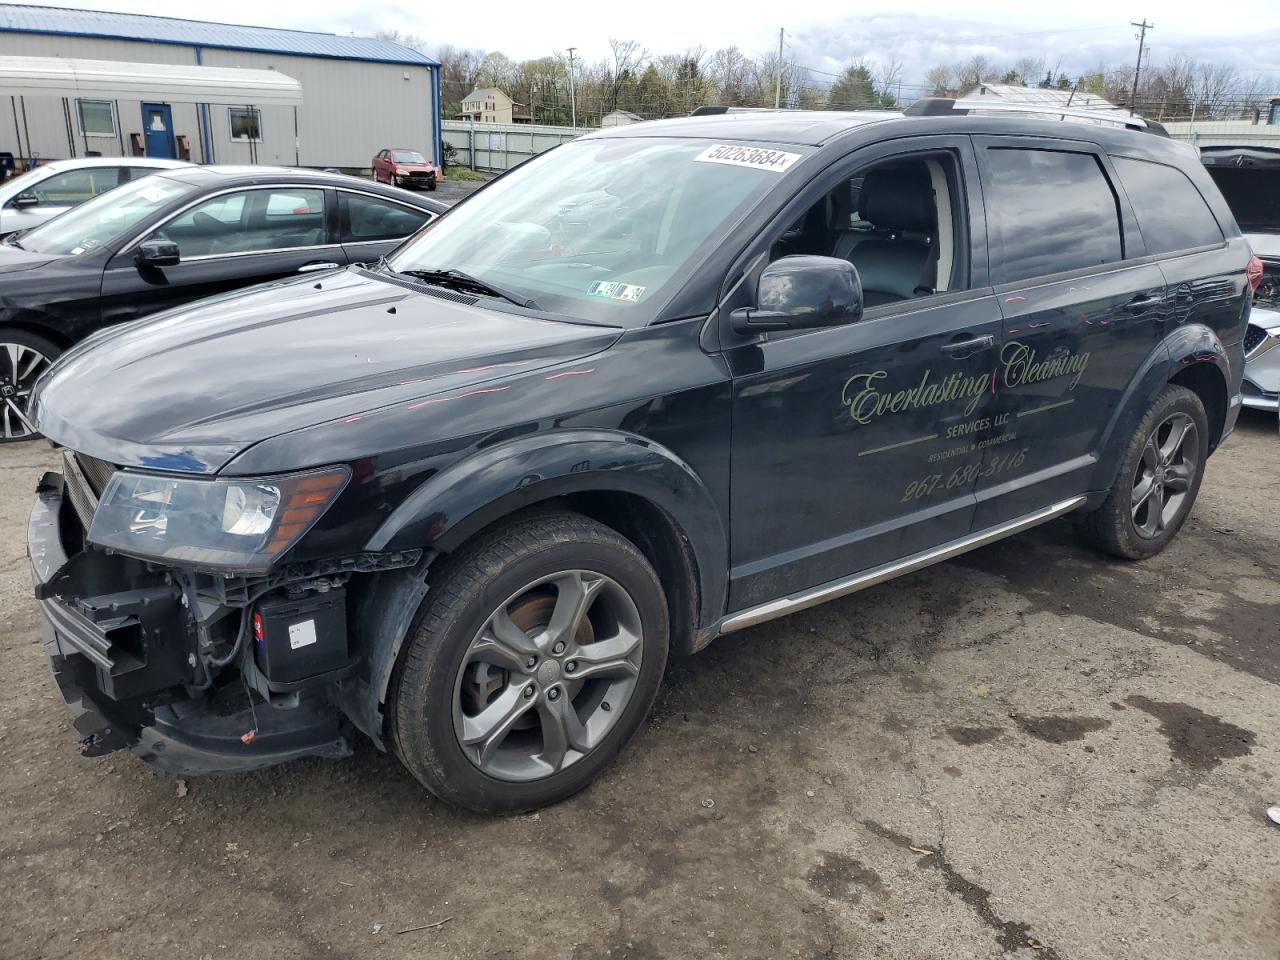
774, 28, 784, 109
566, 47, 578, 129
1128, 19, 1153, 117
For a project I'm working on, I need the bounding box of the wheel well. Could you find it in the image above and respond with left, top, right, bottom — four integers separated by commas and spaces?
559, 491, 700, 653
1170, 362, 1227, 453
437, 491, 703, 656
0, 320, 73, 352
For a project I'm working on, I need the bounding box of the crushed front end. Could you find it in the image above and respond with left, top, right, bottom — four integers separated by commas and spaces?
29, 452, 380, 775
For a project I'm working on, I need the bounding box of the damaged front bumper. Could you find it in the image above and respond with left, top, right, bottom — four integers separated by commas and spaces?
29, 472, 352, 776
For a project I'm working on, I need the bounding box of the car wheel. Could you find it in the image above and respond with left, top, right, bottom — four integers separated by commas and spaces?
389, 510, 669, 813
426, 180, 437, 192
1077, 384, 1208, 559
0, 329, 59, 442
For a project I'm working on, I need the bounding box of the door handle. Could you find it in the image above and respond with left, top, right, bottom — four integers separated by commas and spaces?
298, 261, 341, 273
1124, 293, 1164, 312
939, 333, 995, 358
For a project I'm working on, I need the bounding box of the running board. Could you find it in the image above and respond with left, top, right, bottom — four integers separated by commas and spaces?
719, 496, 1087, 634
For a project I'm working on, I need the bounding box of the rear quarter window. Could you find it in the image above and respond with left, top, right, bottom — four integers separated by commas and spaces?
983, 147, 1123, 284
1111, 156, 1223, 254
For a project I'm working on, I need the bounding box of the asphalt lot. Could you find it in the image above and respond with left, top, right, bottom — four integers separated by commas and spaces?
1, 411, 1277, 960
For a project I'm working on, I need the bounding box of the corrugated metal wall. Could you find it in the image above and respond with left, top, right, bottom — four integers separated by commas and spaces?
0, 33, 437, 169
443, 119, 594, 172
1162, 119, 1280, 149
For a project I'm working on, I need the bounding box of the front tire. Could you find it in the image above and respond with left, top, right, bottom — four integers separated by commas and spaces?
389, 511, 669, 814
0, 328, 59, 442
1077, 384, 1208, 559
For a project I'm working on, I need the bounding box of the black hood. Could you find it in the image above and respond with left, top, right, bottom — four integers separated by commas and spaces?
0, 242, 60, 274
32, 268, 620, 473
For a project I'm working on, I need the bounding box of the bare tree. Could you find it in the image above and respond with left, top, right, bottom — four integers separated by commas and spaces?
924, 64, 953, 97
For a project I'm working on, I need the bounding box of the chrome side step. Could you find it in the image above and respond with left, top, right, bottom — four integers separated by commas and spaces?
719, 496, 1086, 635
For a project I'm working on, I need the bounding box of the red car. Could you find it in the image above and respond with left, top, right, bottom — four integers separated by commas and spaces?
372, 147, 443, 191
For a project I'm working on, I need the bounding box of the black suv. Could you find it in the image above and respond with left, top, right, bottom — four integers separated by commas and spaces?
27, 103, 1255, 813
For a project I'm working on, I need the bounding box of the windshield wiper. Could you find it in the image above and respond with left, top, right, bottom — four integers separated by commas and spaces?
4, 234, 24, 250
397, 267, 543, 311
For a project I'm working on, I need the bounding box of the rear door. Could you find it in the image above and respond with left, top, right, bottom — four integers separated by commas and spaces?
98, 184, 345, 325
337, 189, 436, 264
971, 137, 1167, 528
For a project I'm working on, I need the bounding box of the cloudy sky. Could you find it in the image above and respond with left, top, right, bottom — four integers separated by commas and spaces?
13, 0, 1280, 90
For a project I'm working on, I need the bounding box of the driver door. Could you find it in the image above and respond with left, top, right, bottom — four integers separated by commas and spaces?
98, 185, 345, 326
725, 136, 1003, 612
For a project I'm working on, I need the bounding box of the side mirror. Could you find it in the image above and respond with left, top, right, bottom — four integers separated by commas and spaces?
135, 239, 180, 268
730, 255, 864, 334
11, 193, 38, 209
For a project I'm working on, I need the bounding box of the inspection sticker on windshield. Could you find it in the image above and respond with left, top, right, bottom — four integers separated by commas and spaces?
693, 144, 801, 173
588, 280, 646, 302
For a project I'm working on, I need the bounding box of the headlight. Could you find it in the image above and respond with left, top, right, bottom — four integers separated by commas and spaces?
87, 467, 349, 573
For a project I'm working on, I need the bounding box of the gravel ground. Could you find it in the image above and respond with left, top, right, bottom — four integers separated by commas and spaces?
1, 411, 1277, 960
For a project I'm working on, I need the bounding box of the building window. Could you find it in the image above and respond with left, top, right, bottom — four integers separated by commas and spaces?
76, 99, 115, 137
229, 107, 263, 142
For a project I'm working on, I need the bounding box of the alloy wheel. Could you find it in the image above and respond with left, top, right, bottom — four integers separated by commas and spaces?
0, 341, 51, 441
452, 569, 644, 782
1131, 412, 1198, 539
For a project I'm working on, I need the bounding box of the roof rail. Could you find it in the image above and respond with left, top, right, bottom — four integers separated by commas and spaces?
904, 97, 1162, 134
690, 105, 787, 116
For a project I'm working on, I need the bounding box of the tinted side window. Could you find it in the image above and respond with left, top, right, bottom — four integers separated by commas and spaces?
1111, 156, 1223, 254
983, 148, 1122, 284
28, 168, 116, 205
342, 193, 432, 242
155, 188, 326, 257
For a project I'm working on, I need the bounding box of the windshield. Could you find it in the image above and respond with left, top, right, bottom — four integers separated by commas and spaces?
20, 175, 193, 256
388, 136, 806, 325
393, 150, 428, 164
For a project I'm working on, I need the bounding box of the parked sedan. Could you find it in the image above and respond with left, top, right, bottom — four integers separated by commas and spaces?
0, 165, 446, 440
0, 156, 190, 237
1202, 146, 1280, 413
372, 148, 443, 191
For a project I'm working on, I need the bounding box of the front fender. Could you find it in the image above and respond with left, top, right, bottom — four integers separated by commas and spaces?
365, 428, 730, 627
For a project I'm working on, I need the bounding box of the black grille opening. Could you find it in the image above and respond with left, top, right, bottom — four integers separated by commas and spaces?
1244, 324, 1267, 355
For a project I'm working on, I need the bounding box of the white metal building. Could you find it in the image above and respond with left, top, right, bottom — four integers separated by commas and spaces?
0, 4, 441, 169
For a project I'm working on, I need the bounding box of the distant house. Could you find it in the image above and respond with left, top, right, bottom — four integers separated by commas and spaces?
962, 83, 1121, 115
457, 87, 529, 124
601, 109, 643, 127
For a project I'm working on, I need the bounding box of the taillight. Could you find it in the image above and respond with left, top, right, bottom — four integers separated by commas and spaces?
1247, 255, 1264, 293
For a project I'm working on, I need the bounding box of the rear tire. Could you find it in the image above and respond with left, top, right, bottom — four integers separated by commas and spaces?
1076, 384, 1208, 559
0, 328, 59, 443
389, 511, 669, 814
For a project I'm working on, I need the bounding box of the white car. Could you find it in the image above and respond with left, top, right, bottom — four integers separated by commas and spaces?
1202, 146, 1280, 415
0, 156, 190, 237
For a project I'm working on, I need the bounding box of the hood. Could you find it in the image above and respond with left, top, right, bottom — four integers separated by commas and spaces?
0, 242, 59, 274
1245, 232, 1280, 260
393, 161, 437, 172
32, 267, 619, 473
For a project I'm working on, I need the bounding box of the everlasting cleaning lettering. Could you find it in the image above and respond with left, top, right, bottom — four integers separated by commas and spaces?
841, 341, 1091, 426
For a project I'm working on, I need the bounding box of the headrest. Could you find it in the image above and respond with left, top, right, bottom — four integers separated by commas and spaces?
858, 165, 935, 233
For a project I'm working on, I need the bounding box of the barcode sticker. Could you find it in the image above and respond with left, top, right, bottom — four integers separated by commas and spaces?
288, 619, 318, 650
693, 144, 802, 173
